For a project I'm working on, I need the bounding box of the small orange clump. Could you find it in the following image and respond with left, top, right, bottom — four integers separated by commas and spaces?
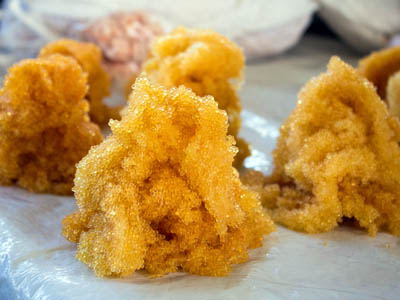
243, 57, 400, 236
0, 55, 103, 194
142, 27, 250, 167
62, 77, 274, 277
40, 39, 119, 125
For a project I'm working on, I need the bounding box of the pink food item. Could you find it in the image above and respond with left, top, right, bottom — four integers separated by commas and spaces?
83, 11, 163, 82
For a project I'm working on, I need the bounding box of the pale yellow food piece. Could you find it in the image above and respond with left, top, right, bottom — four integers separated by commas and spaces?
40, 39, 119, 125
387, 71, 400, 117
0, 55, 103, 194
358, 46, 400, 99
358, 46, 400, 119
243, 57, 400, 236
142, 27, 250, 167
62, 77, 274, 277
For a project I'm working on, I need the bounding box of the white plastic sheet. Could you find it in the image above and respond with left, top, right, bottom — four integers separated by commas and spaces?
1, 36, 399, 300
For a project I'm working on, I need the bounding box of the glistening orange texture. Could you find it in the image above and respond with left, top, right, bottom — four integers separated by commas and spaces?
142, 27, 250, 167
63, 77, 274, 277
243, 57, 400, 236
0, 55, 103, 194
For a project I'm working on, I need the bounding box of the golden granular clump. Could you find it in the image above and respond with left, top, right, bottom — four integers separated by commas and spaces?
142, 27, 250, 167
243, 57, 400, 236
40, 39, 119, 125
0, 55, 103, 194
62, 77, 274, 277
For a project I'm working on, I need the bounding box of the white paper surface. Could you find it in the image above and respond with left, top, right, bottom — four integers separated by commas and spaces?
1, 36, 399, 300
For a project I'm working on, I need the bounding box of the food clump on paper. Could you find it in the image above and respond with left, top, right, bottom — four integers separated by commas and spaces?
243, 57, 400, 236
142, 27, 250, 167
63, 77, 274, 277
40, 39, 119, 125
0, 55, 103, 194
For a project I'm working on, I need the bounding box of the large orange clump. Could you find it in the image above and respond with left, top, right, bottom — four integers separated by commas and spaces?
62, 77, 274, 277
243, 57, 400, 236
0, 55, 103, 194
142, 27, 250, 168
40, 39, 119, 125
358, 46, 400, 117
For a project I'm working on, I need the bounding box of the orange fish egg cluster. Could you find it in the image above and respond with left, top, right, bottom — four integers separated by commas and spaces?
359, 46, 400, 118
40, 39, 119, 125
142, 27, 250, 167
0, 55, 103, 194
243, 57, 400, 236
62, 77, 274, 277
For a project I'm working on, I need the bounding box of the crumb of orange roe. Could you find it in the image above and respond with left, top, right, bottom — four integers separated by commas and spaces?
0, 55, 103, 194
242, 57, 400, 236
40, 39, 120, 125
62, 76, 274, 277
142, 27, 250, 168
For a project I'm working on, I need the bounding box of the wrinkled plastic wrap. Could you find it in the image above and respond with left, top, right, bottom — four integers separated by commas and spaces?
1, 37, 399, 300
